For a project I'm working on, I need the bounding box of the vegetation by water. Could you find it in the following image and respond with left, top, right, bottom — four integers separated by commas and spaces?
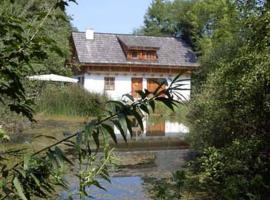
1, 0, 270, 199
140, 0, 270, 199
36, 84, 108, 117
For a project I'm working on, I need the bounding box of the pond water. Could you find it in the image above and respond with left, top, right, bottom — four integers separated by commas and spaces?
58, 149, 189, 200
6, 116, 190, 200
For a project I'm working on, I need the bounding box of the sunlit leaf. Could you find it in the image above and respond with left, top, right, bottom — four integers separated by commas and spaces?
13, 177, 27, 200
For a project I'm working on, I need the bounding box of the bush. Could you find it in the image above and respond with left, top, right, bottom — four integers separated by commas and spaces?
188, 139, 270, 200
36, 84, 108, 117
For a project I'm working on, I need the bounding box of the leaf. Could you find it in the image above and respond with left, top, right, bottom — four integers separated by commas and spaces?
122, 93, 134, 101
33, 134, 58, 141
149, 100, 155, 112
15, 169, 26, 178
156, 97, 175, 111
101, 124, 117, 144
55, 146, 73, 165
132, 109, 144, 131
136, 90, 146, 99
92, 129, 100, 150
171, 73, 181, 85
140, 104, 149, 114
125, 116, 133, 137
100, 172, 111, 183
152, 80, 167, 95
112, 120, 127, 142
30, 173, 40, 187
23, 155, 31, 170
92, 180, 106, 191
75, 133, 82, 152
13, 177, 27, 200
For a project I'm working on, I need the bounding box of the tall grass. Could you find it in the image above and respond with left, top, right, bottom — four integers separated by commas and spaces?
36, 84, 108, 117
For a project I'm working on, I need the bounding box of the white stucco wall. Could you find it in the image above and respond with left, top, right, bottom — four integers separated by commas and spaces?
113, 119, 189, 138
165, 121, 189, 135
78, 72, 191, 100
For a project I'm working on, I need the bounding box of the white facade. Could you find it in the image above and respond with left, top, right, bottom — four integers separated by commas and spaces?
75, 72, 191, 100
113, 120, 189, 138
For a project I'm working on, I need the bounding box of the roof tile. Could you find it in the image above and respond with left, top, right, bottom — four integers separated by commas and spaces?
72, 32, 198, 67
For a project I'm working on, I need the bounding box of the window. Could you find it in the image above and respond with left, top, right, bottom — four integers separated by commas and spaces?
127, 50, 157, 61
132, 51, 138, 59
104, 77, 115, 90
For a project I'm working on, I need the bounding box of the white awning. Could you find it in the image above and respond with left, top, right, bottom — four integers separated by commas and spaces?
28, 74, 78, 83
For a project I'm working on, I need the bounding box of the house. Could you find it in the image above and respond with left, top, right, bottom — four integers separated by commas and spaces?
70, 29, 198, 100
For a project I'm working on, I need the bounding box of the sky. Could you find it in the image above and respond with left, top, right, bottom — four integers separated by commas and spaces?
66, 0, 152, 34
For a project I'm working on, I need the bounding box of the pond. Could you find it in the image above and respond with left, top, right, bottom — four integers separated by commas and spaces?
6, 115, 190, 200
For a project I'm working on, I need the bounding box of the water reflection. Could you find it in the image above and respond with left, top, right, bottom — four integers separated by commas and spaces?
114, 116, 189, 139
58, 149, 189, 200
59, 176, 149, 200
7, 116, 189, 200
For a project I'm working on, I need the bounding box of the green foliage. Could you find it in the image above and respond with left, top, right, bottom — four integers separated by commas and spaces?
149, 171, 186, 200
142, 0, 270, 199
35, 84, 108, 117
185, 1, 270, 199
0, 0, 73, 120
189, 139, 270, 199
0, 126, 10, 142
140, 0, 196, 46
1, 75, 185, 199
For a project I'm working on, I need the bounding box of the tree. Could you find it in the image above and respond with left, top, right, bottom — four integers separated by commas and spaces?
186, 1, 270, 199
0, 0, 72, 120
139, 0, 196, 46
139, 0, 270, 199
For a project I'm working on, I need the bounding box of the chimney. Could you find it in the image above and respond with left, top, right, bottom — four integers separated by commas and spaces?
86, 28, 94, 40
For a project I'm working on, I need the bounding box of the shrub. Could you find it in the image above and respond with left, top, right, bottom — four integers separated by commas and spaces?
189, 139, 270, 200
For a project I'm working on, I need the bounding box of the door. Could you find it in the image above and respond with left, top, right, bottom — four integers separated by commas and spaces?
146, 121, 165, 136
131, 78, 143, 98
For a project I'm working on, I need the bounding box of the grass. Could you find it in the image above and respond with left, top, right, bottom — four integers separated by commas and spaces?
35, 84, 108, 117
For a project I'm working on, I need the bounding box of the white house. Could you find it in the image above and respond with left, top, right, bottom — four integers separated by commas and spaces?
70, 30, 199, 100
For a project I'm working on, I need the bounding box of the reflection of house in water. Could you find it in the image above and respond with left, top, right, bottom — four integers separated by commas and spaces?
114, 117, 189, 139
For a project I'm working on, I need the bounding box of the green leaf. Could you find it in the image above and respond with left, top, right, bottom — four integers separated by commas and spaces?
23, 155, 31, 170
125, 116, 133, 137
112, 119, 127, 142
15, 169, 26, 178
55, 146, 73, 165
133, 109, 144, 131
30, 173, 40, 187
149, 100, 155, 112
13, 177, 27, 200
92, 180, 106, 191
100, 172, 111, 183
101, 123, 117, 144
156, 97, 175, 111
140, 104, 149, 114
92, 129, 100, 150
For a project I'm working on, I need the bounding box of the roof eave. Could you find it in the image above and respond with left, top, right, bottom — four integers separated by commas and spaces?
78, 62, 200, 69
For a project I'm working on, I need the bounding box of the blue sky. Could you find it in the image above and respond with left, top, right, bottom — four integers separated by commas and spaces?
66, 0, 152, 34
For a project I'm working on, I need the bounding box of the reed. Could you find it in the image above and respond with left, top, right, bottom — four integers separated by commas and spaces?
36, 84, 108, 117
